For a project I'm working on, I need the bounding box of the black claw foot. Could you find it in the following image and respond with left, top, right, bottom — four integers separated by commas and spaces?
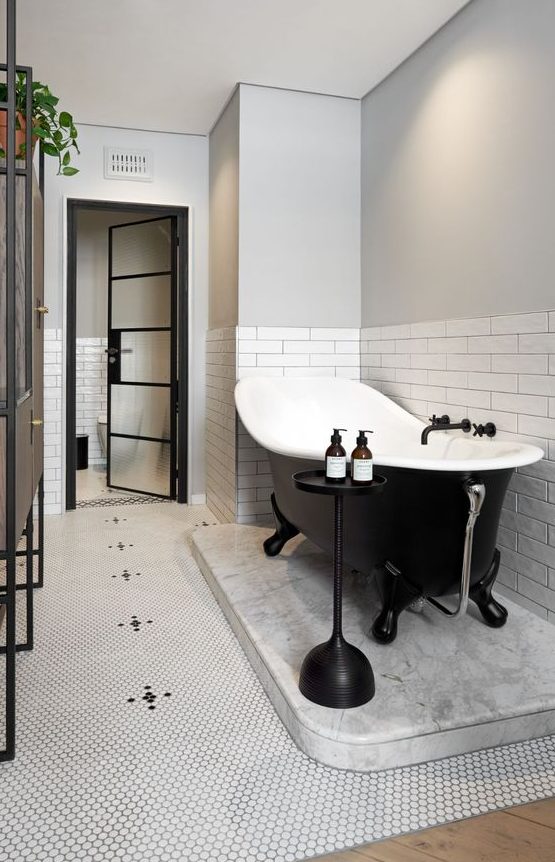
470, 548, 508, 628
263, 533, 289, 557
370, 561, 421, 645
371, 608, 399, 644
263, 493, 299, 557
477, 596, 508, 628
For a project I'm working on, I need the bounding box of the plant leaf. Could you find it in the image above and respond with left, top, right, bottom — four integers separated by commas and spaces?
41, 142, 59, 157
32, 126, 48, 139
62, 166, 79, 176
62, 151, 70, 166
59, 111, 72, 128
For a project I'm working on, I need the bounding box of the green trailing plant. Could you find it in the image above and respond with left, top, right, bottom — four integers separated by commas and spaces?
0, 73, 79, 175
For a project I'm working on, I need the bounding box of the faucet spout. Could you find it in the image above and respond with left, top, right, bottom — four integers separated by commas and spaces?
421, 415, 472, 445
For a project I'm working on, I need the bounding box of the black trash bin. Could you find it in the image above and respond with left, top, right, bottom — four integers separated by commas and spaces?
76, 434, 89, 470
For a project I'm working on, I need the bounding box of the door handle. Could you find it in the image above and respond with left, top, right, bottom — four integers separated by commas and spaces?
36, 305, 49, 314
30, 416, 42, 441
105, 347, 119, 356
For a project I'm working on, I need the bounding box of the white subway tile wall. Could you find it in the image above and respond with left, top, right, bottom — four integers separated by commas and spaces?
43, 329, 63, 513
205, 327, 361, 526
206, 328, 237, 523
237, 327, 360, 523
361, 310, 555, 622
75, 338, 108, 465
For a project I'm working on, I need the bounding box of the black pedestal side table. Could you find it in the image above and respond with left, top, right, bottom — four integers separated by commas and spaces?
293, 469, 386, 709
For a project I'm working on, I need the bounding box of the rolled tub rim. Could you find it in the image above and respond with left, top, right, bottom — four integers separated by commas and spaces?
235, 378, 545, 472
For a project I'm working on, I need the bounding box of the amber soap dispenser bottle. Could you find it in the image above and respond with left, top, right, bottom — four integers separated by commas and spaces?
325, 428, 347, 483
351, 430, 374, 484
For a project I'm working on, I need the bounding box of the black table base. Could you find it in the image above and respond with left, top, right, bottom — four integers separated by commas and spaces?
293, 471, 386, 710
299, 632, 375, 709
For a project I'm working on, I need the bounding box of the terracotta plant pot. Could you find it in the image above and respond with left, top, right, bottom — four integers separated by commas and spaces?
0, 110, 38, 158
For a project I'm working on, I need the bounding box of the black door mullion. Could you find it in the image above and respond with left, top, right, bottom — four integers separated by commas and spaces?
111, 381, 171, 389
110, 326, 172, 333
169, 217, 178, 499
111, 270, 172, 281
110, 432, 172, 444
176, 210, 189, 504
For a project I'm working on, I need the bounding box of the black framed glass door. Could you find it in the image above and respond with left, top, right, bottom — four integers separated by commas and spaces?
107, 216, 177, 498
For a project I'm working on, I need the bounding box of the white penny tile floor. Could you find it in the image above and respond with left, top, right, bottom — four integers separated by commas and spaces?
2, 502, 555, 862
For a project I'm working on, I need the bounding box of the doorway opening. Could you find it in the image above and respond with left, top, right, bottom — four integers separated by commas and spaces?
65, 200, 189, 510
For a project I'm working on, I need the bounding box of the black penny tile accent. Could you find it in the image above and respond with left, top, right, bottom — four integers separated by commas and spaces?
111, 569, 141, 582
117, 616, 153, 632
77, 495, 171, 508
127, 686, 172, 712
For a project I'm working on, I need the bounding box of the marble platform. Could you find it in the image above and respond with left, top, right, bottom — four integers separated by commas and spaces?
191, 524, 555, 771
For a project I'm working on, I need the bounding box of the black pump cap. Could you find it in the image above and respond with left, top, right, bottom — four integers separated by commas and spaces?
331, 428, 347, 443
356, 429, 373, 446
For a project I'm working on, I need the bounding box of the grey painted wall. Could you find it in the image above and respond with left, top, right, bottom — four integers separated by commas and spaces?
361, 0, 555, 327
238, 84, 361, 327
209, 88, 240, 329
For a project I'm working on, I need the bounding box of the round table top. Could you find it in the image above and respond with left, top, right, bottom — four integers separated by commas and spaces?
293, 469, 387, 496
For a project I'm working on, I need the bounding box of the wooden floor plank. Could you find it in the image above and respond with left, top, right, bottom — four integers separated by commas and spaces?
507, 798, 555, 830
397, 811, 555, 862
350, 839, 442, 860
322, 799, 555, 862
316, 853, 362, 862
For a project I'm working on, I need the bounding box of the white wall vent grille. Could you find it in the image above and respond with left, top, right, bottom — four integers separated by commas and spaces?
104, 147, 153, 181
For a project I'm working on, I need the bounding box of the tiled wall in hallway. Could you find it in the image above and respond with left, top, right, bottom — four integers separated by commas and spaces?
360, 310, 555, 621
43, 328, 63, 513
42, 333, 109, 513
76, 337, 108, 465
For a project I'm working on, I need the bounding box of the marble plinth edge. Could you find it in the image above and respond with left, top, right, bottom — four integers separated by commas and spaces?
191, 524, 555, 772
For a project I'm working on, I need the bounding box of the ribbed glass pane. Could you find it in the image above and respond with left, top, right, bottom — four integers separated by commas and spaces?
120, 331, 170, 383
0, 417, 5, 549
0, 176, 27, 403
15, 176, 26, 399
110, 437, 170, 496
111, 385, 170, 440
111, 274, 171, 329
112, 219, 171, 277
0, 179, 5, 407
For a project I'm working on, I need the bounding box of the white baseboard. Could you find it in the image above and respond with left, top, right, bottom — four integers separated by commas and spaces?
190, 493, 207, 505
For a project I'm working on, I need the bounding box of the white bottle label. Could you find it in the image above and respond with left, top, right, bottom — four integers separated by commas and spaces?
352, 458, 373, 482
326, 455, 346, 479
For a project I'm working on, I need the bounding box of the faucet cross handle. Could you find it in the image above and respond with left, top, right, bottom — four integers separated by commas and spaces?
472, 422, 497, 438
429, 414, 451, 426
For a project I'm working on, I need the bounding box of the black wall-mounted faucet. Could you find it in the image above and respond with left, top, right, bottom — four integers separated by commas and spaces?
421, 414, 472, 445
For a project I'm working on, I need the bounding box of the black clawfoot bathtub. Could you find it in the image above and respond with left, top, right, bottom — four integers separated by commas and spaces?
235, 377, 544, 644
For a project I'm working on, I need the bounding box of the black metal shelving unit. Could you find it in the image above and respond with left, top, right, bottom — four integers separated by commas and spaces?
0, 0, 44, 763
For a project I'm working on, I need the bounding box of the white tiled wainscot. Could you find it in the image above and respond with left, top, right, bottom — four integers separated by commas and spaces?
361, 311, 555, 622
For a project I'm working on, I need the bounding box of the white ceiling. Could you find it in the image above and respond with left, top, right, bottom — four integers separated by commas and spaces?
11, 0, 469, 136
